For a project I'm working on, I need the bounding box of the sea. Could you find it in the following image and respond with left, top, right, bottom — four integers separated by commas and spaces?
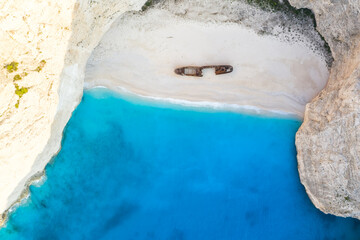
1, 88, 359, 240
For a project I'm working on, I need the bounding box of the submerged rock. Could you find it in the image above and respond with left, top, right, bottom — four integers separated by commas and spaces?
289, 0, 360, 219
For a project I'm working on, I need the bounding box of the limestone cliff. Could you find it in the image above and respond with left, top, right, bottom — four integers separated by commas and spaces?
0, 0, 145, 225
289, 0, 360, 219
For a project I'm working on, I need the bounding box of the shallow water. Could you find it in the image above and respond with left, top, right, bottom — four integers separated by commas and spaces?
1, 88, 360, 240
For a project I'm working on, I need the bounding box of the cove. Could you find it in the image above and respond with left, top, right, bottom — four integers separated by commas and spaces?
1, 88, 359, 239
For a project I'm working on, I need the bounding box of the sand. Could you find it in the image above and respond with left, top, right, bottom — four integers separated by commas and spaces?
85, 6, 329, 118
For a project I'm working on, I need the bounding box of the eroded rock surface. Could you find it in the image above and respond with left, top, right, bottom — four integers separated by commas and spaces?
0, 0, 145, 225
289, 0, 360, 218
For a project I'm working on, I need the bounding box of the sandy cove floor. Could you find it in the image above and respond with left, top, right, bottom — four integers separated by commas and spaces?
85, 7, 329, 118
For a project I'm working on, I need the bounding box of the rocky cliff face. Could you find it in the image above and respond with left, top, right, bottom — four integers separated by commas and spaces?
0, 0, 145, 225
289, 0, 360, 219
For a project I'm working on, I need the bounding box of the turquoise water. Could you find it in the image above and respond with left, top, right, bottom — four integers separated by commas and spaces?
1, 88, 360, 239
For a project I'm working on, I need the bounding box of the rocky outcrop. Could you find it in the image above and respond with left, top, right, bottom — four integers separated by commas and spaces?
0, 0, 145, 225
289, 0, 360, 219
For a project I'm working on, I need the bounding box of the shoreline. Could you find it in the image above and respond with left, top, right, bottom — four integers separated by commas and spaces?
85, 7, 330, 120
85, 85, 302, 119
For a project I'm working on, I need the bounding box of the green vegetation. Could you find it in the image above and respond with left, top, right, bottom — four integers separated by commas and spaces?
34, 59, 46, 72
246, 0, 282, 11
4, 62, 19, 73
14, 83, 28, 108
345, 196, 350, 201
14, 84, 28, 98
3, 61, 34, 108
13, 74, 22, 81
245, 0, 314, 19
16, 87, 28, 97
141, 0, 154, 11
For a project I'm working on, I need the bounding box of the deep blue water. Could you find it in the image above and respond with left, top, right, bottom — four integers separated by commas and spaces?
1, 88, 360, 240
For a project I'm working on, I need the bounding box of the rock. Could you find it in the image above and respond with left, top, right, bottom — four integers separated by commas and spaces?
0, 0, 146, 225
289, 0, 360, 219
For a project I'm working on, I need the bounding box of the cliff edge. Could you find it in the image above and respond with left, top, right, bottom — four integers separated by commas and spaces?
289, 0, 360, 218
0, 0, 145, 225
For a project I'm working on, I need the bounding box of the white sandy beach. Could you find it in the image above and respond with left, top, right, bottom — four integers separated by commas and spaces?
85, 6, 329, 118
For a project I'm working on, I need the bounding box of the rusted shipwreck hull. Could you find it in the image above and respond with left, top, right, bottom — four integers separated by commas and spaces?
174, 65, 233, 77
